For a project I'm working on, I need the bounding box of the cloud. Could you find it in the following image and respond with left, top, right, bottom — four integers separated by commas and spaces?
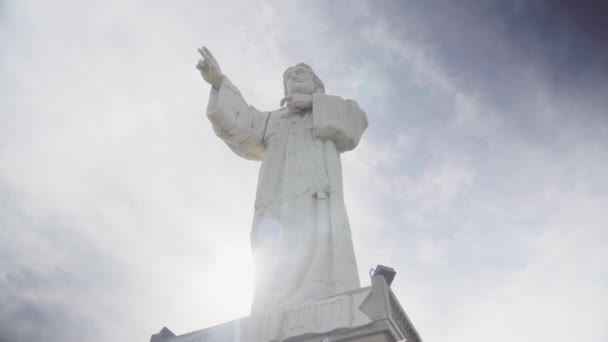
1, 0, 607, 342
337, 2, 608, 341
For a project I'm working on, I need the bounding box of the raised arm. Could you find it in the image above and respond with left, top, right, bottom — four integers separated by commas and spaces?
196, 46, 269, 161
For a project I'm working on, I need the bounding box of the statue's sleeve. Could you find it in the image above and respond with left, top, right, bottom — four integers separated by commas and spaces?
206, 77, 270, 161
312, 93, 368, 153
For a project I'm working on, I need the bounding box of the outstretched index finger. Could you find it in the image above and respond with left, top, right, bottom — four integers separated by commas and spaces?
202, 46, 215, 60
202, 46, 221, 70
197, 47, 207, 59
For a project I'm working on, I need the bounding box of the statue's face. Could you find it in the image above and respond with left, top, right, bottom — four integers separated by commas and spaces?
284, 65, 316, 95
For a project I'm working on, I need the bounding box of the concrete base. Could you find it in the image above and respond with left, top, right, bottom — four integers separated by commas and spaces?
151, 276, 422, 342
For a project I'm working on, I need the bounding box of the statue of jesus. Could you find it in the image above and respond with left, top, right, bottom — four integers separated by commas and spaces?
196, 46, 368, 315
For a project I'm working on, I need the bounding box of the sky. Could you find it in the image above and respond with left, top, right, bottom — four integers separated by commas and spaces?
1, 0, 607, 341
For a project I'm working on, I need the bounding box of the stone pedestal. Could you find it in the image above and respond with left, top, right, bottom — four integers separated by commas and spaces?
151, 276, 423, 342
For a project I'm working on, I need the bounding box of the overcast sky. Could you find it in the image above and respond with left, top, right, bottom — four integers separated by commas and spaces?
1, 0, 607, 341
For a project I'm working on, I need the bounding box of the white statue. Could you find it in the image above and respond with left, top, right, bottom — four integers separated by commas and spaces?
196, 47, 368, 314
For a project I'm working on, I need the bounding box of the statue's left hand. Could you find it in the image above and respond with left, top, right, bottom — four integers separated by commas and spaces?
280, 94, 313, 113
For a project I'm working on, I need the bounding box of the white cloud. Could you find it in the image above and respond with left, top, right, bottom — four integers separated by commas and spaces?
1, 1, 607, 342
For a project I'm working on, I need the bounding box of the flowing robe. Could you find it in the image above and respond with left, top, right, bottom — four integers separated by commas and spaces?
206, 78, 368, 314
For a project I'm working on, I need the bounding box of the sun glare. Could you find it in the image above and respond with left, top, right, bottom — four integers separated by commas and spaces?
200, 243, 255, 316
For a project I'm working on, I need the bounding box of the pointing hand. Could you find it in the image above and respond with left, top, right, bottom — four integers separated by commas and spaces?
196, 46, 224, 89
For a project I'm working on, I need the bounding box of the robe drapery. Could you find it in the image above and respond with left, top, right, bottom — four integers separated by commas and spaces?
206, 77, 368, 314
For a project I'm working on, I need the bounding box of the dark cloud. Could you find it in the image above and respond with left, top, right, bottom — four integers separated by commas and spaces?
1, 1, 607, 341
0, 282, 96, 342
359, 0, 608, 97
0, 186, 127, 342
545, 0, 608, 49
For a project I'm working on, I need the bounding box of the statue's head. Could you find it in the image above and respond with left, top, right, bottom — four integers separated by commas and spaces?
283, 63, 325, 95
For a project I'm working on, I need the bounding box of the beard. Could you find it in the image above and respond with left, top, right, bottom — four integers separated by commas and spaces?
288, 81, 316, 95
